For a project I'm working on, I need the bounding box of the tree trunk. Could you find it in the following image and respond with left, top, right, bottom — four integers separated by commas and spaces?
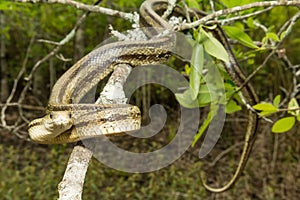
0, 12, 9, 102
74, 22, 85, 61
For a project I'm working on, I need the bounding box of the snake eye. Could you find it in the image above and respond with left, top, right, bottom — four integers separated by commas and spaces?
49, 113, 53, 119
69, 112, 72, 118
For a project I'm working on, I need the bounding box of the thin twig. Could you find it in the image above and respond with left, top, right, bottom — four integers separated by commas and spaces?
37, 39, 61, 45
0, 34, 35, 127
277, 16, 300, 106
277, 107, 300, 112
180, 0, 191, 23
271, 133, 279, 172
0, 103, 45, 111
162, 0, 176, 19
209, 0, 216, 14
207, 6, 273, 25
177, 1, 300, 30
13, 0, 133, 20
1, 0, 101, 140
207, 142, 243, 167
235, 11, 300, 96
16, 0, 95, 118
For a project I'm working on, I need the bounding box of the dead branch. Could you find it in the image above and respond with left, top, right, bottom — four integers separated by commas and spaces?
178, 0, 300, 30
13, 0, 133, 20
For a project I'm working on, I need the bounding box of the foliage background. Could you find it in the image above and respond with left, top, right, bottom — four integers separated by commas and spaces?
0, 0, 300, 199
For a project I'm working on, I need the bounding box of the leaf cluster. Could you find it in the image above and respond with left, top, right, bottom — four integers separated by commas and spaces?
254, 96, 300, 133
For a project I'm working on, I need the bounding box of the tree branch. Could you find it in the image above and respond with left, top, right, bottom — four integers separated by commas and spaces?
58, 145, 93, 200
58, 64, 132, 199
235, 11, 300, 96
13, 0, 133, 20
206, 6, 273, 25
177, 0, 300, 30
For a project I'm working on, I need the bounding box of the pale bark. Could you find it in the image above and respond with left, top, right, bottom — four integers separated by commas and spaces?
58, 64, 132, 200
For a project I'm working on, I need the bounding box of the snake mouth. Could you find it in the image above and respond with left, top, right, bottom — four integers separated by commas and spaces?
28, 119, 42, 129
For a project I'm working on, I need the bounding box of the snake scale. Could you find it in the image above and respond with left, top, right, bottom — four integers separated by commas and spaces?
28, 0, 259, 193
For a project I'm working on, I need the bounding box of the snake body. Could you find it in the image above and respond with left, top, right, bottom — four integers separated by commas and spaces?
28, 0, 259, 193
28, 28, 175, 143
142, 1, 259, 192
206, 25, 259, 193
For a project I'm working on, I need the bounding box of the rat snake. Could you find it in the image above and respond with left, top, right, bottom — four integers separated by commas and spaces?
28, 0, 259, 193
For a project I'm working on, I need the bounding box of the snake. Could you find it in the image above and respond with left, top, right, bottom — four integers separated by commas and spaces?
28, 0, 259, 193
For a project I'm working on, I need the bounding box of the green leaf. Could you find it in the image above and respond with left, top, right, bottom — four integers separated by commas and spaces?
175, 89, 199, 108
190, 43, 204, 100
203, 24, 217, 30
224, 82, 236, 91
288, 98, 299, 116
253, 103, 277, 111
186, 0, 200, 9
273, 95, 281, 108
223, 26, 259, 49
297, 114, 300, 122
260, 110, 277, 117
197, 84, 212, 107
272, 117, 295, 133
266, 32, 280, 42
221, 0, 241, 7
221, 0, 256, 7
198, 28, 229, 63
176, 84, 213, 108
234, 22, 244, 31
226, 100, 242, 114
280, 30, 287, 40
246, 18, 256, 29
184, 64, 190, 75
0, 1, 13, 11
247, 58, 254, 65
192, 104, 219, 146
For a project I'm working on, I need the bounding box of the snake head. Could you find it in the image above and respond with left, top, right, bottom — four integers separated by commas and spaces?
28, 110, 73, 143
44, 111, 73, 135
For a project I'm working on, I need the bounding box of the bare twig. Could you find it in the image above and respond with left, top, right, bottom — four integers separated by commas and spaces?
209, 0, 216, 14
235, 11, 300, 97
208, 6, 274, 25
177, 1, 300, 30
161, 0, 176, 19
37, 39, 61, 45
13, 0, 133, 20
14, 0, 95, 128
277, 16, 300, 106
0, 0, 101, 140
0, 34, 35, 128
0, 103, 44, 111
207, 142, 243, 167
